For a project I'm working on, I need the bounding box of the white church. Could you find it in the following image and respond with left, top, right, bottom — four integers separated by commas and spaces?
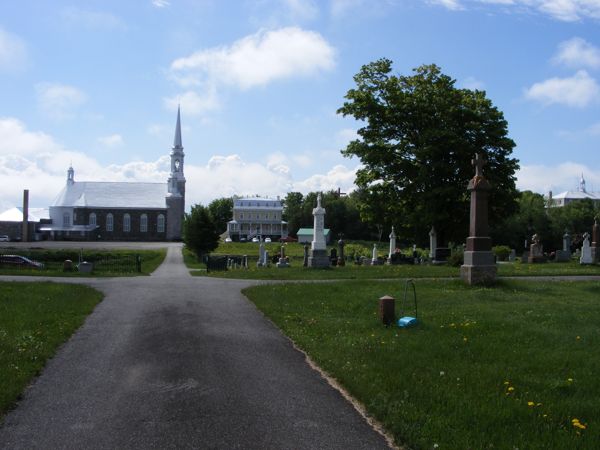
546, 174, 600, 208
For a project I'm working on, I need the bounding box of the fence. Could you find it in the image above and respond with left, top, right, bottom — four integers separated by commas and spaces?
0, 252, 142, 274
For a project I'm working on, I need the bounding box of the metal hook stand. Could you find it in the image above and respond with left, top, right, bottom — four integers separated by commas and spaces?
398, 279, 418, 328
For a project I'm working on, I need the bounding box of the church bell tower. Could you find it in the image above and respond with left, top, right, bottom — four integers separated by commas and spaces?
166, 106, 186, 240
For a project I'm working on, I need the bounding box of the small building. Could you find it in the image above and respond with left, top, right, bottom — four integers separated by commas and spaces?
0, 207, 49, 241
296, 228, 332, 244
547, 175, 600, 208
227, 197, 288, 241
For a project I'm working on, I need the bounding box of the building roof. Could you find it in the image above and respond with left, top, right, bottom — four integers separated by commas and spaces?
552, 190, 600, 201
52, 181, 168, 209
0, 207, 49, 222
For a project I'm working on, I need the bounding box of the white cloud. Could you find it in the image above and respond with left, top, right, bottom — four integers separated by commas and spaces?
152, 0, 170, 7
553, 37, 600, 69
170, 27, 336, 90
98, 134, 124, 147
163, 88, 220, 116
283, 0, 319, 21
587, 121, 600, 135
429, 0, 600, 21
292, 164, 359, 194
524, 70, 600, 107
517, 162, 600, 194
428, 0, 464, 10
330, 0, 367, 17
0, 27, 27, 72
35, 82, 87, 120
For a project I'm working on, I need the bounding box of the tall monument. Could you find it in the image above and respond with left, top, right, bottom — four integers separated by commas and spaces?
308, 193, 330, 268
461, 153, 497, 285
166, 106, 186, 240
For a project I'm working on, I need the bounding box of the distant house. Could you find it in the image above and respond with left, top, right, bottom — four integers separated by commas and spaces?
227, 197, 288, 241
296, 228, 332, 244
547, 175, 600, 208
0, 207, 49, 241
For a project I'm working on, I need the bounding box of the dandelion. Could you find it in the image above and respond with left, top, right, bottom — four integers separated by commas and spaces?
576, 336, 581, 340
527, 401, 535, 407
571, 418, 587, 430
508, 387, 515, 392
463, 337, 468, 342
567, 378, 573, 383
440, 371, 445, 377
503, 381, 510, 385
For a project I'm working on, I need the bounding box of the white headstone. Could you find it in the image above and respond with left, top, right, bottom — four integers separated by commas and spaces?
372, 244, 378, 264
388, 226, 396, 261
311, 193, 327, 251
257, 241, 265, 267
580, 233, 593, 265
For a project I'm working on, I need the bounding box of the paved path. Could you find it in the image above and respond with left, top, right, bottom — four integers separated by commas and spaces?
0, 246, 391, 449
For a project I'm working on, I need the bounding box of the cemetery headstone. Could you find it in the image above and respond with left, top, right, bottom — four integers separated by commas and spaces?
303, 244, 309, 267
460, 153, 497, 285
371, 244, 380, 265
329, 248, 338, 266
337, 236, 345, 266
429, 226, 437, 260
555, 230, 572, 262
580, 232, 593, 265
508, 249, 516, 262
308, 193, 330, 268
388, 227, 397, 264
276, 245, 290, 268
257, 241, 266, 267
434, 247, 451, 264
528, 233, 546, 263
592, 217, 599, 263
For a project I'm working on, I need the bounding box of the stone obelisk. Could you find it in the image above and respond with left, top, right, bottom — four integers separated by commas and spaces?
308, 193, 330, 268
460, 153, 497, 285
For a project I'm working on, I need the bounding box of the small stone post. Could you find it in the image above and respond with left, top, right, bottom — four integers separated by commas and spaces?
303, 244, 309, 267
22, 189, 29, 242
460, 153, 497, 285
371, 244, 378, 265
429, 226, 437, 260
388, 226, 396, 264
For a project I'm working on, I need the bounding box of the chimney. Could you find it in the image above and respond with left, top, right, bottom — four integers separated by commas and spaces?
22, 189, 29, 242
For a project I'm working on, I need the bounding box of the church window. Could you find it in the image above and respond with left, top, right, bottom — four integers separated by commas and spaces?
140, 214, 148, 232
123, 214, 131, 232
89, 213, 96, 226
157, 214, 165, 233
106, 213, 114, 232
63, 213, 71, 227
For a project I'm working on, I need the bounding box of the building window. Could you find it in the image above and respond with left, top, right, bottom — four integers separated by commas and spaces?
89, 213, 96, 226
240, 213, 244, 220
140, 214, 148, 232
63, 213, 71, 227
157, 214, 165, 233
123, 213, 131, 232
106, 213, 114, 232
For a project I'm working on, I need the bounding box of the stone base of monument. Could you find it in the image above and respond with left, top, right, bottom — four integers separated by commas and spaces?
592, 247, 598, 264
528, 255, 546, 264
308, 249, 330, 268
461, 251, 496, 285
276, 258, 290, 268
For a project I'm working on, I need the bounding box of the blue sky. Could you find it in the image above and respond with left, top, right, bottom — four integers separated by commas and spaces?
1, 0, 600, 210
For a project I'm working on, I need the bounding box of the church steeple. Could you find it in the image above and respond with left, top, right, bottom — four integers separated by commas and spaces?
173, 105, 183, 149
67, 165, 75, 186
580, 173, 587, 193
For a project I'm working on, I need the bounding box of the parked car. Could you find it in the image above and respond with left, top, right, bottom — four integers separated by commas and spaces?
0, 255, 44, 269
239, 237, 247, 243
0, 235, 9, 242
252, 237, 260, 243
264, 237, 272, 243
224, 237, 232, 243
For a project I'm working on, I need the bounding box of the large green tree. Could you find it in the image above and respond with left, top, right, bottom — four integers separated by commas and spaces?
338, 59, 520, 245
207, 197, 233, 234
183, 204, 220, 258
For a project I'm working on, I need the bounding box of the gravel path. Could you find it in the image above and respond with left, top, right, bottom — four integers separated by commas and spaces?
0, 246, 391, 449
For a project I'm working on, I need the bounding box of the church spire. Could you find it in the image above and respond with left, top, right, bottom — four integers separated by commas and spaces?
580, 173, 587, 193
173, 105, 183, 149
67, 165, 75, 186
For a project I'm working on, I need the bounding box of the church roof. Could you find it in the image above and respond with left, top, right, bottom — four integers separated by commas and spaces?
52, 182, 168, 209
552, 190, 600, 200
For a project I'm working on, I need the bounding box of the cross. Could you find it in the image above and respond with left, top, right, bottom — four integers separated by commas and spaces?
472, 153, 487, 177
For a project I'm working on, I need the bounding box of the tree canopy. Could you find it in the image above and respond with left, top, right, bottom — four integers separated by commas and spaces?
183, 204, 220, 258
207, 197, 233, 234
338, 59, 520, 245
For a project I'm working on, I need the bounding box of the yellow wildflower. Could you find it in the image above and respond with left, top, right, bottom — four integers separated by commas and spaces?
527, 401, 535, 407
508, 387, 515, 392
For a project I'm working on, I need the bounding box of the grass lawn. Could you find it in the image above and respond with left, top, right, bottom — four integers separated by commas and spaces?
189, 257, 599, 280
0, 282, 103, 418
0, 249, 166, 277
243, 279, 600, 449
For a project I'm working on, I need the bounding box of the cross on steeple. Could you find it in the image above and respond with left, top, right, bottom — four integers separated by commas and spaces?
472, 153, 486, 177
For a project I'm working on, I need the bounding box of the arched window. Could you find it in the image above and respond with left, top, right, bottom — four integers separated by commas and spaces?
63, 212, 71, 227
157, 214, 165, 233
140, 214, 148, 232
89, 213, 96, 226
106, 213, 114, 232
123, 213, 131, 232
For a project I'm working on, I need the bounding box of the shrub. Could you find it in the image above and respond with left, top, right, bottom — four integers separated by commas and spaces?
493, 245, 512, 261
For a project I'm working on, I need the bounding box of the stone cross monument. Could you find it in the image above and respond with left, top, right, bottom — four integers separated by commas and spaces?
460, 153, 497, 285
388, 226, 397, 264
308, 193, 330, 268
